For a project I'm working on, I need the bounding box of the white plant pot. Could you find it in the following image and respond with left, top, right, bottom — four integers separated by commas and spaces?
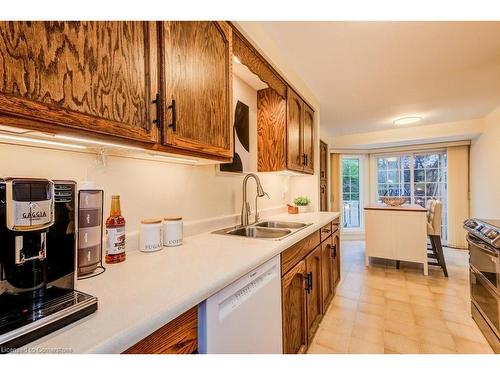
298, 206, 308, 213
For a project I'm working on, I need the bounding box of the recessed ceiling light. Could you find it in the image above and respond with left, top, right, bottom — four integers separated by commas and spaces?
233, 56, 242, 64
394, 117, 422, 126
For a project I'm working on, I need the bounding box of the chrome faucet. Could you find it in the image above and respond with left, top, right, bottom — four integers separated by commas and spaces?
241, 173, 269, 226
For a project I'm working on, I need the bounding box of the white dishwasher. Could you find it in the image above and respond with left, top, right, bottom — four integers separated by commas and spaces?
198, 255, 282, 354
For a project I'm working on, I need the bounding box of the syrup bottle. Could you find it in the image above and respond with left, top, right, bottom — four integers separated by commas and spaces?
105, 195, 126, 264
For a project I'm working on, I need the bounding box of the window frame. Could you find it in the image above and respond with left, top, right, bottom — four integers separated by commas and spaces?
340, 155, 365, 232
370, 149, 448, 242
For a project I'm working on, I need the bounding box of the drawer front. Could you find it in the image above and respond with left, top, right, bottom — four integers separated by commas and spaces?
281, 230, 321, 276
320, 222, 333, 243
124, 306, 198, 354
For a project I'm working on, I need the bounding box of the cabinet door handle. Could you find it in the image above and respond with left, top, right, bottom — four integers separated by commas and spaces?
304, 154, 308, 166
332, 244, 337, 259
307, 272, 313, 293
168, 99, 177, 132
321, 186, 325, 194
152, 93, 163, 143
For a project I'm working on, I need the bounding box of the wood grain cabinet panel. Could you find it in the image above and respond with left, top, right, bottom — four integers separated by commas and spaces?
123, 306, 197, 354
281, 260, 308, 354
305, 245, 323, 342
320, 236, 334, 311
160, 21, 233, 158
286, 88, 304, 172
302, 104, 315, 174
0, 21, 156, 143
320, 140, 328, 181
257, 88, 287, 171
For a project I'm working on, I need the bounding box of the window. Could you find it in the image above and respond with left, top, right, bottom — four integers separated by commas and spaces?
342, 158, 360, 229
374, 151, 448, 241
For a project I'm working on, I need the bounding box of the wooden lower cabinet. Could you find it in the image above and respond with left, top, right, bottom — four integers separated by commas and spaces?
320, 236, 334, 312
281, 260, 308, 354
123, 306, 197, 354
305, 245, 323, 342
281, 219, 341, 353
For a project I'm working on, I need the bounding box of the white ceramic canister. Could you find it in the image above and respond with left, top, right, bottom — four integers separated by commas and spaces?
163, 217, 183, 247
140, 219, 163, 252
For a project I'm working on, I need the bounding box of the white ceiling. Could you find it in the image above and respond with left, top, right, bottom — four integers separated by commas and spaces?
259, 22, 500, 136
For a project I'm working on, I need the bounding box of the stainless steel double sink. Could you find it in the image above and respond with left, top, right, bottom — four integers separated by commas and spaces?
212, 221, 311, 240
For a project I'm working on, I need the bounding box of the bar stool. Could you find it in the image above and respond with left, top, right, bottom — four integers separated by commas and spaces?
426, 199, 448, 277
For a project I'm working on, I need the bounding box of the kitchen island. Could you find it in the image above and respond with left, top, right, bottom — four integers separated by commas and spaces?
365, 204, 428, 275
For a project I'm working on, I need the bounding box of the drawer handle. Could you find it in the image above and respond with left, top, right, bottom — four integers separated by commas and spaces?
322, 228, 331, 234
331, 244, 337, 259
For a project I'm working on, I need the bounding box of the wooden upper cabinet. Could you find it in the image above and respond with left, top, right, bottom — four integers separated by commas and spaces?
286, 88, 304, 172
281, 259, 308, 354
257, 88, 286, 171
305, 245, 323, 342
0, 21, 156, 143
320, 140, 328, 181
302, 104, 315, 174
321, 236, 334, 311
159, 21, 233, 158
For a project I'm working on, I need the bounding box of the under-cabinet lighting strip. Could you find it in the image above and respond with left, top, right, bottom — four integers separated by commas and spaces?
0, 134, 87, 150
53, 135, 144, 151
150, 154, 198, 164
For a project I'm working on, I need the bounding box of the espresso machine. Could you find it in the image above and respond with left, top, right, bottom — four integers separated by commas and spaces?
0, 178, 97, 351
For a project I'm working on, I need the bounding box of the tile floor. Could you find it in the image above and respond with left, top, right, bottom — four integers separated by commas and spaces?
307, 240, 495, 354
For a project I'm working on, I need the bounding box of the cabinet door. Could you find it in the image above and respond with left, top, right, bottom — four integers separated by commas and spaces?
302, 103, 315, 174
0, 21, 156, 143
320, 140, 328, 180
305, 245, 323, 342
160, 21, 233, 158
286, 88, 304, 172
320, 182, 328, 212
124, 306, 197, 354
281, 259, 308, 354
257, 88, 287, 171
321, 236, 334, 311
333, 231, 341, 287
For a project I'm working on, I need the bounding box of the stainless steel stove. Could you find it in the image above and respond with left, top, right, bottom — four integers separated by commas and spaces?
464, 218, 500, 353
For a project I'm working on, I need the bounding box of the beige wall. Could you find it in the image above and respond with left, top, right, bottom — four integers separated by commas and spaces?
470, 107, 500, 218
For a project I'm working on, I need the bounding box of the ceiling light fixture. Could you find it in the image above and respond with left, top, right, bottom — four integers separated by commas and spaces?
0, 134, 87, 149
53, 134, 144, 151
393, 116, 422, 126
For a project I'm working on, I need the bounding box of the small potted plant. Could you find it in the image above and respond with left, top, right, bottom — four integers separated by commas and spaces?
293, 196, 311, 213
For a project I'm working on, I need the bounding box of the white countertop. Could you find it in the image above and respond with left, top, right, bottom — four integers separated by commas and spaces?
23, 211, 339, 353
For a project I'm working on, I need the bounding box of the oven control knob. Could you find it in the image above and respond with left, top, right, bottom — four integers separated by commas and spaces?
487, 230, 498, 239
464, 219, 477, 228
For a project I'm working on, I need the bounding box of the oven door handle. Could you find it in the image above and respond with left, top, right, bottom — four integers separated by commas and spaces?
467, 235, 499, 258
